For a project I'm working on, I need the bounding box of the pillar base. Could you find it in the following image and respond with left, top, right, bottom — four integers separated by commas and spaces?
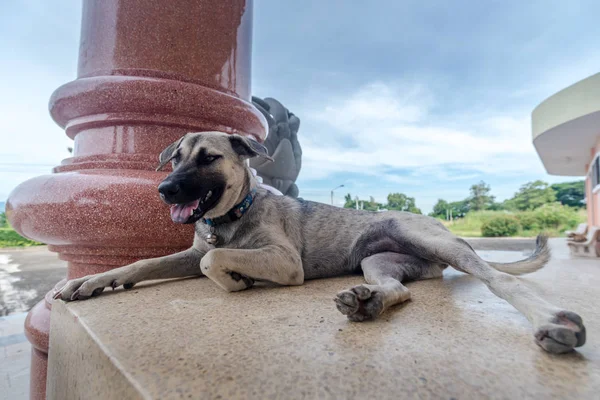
24, 286, 57, 400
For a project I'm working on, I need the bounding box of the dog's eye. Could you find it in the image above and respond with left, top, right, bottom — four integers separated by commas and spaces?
198, 154, 221, 165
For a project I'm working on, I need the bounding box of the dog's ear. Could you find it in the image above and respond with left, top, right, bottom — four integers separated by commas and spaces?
229, 134, 274, 162
156, 136, 185, 171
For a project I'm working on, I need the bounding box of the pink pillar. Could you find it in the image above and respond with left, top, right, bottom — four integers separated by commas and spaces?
6, 1, 266, 398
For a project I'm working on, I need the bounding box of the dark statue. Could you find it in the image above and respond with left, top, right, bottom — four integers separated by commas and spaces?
250, 97, 302, 198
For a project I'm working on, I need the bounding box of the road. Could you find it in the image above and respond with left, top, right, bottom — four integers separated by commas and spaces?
0, 246, 66, 400
0, 247, 67, 316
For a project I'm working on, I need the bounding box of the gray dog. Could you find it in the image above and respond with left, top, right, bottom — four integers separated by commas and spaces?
55, 131, 586, 354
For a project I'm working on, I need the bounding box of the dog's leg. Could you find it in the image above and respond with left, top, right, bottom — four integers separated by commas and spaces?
200, 246, 303, 292
55, 247, 205, 301
335, 252, 443, 321
423, 237, 586, 354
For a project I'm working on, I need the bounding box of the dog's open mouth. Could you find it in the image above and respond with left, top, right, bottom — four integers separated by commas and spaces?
169, 188, 221, 224
170, 200, 200, 224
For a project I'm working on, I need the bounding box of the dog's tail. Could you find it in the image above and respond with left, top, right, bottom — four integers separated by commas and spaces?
485, 234, 551, 276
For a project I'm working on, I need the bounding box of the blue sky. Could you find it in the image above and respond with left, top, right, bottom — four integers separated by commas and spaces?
1, 1, 599, 212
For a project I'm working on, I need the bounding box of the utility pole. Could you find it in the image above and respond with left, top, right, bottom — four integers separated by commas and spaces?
330, 184, 344, 206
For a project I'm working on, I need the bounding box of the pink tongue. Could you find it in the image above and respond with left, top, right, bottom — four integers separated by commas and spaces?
170, 200, 200, 223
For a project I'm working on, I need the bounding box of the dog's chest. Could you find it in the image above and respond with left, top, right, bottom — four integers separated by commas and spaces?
194, 223, 243, 248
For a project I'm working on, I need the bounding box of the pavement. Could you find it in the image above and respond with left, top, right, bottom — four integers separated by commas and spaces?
0, 246, 67, 316
1, 312, 30, 400
0, 246, 67, 400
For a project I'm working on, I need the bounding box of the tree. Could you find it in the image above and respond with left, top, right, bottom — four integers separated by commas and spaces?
343, 193, 356, 209
0, 212, 6, 228
386, 193, 422, 214
343, 193, 382, 211
487, 201, 505, 211
468, 181, 495, 211
551, 181, 585, 208
365, 196, 383, 211
430, 199, 469, 219
496, 198, 518, 211
343, 193, 421, 213
448, 200, 470, 218
512, 180, 556, 211
430, 199, 449, 218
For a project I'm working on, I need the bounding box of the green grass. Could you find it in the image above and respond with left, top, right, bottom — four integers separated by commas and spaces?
441, 206, 586, 238
442, 211, 499, 237
0, 227, 43, 248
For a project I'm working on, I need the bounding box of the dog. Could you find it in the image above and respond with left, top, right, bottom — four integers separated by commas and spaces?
54, 131, 586, 354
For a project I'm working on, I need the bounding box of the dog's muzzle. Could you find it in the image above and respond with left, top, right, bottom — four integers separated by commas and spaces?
158, 180, 222, 224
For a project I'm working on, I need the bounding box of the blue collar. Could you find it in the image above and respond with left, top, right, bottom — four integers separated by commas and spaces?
203, 189, 257, 227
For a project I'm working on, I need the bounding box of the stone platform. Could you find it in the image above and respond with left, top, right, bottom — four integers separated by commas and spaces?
47, 240, 600, 399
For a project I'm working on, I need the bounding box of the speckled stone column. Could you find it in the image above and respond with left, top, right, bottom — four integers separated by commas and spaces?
6, 1, 265, 398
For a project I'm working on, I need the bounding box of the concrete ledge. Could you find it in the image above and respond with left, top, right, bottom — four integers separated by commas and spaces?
47, 240, 600, 399
48, 303, 145, 399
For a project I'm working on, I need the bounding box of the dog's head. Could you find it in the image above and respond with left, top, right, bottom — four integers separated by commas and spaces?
156, 131, 272, 224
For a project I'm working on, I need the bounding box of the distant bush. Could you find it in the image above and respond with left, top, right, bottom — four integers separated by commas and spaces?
532, 203, 580, 230
0, 228, 42, 247
443, 203, 585, 237
0, 212, 6, 228
481, 215, 521, 237
515, 212, 540, 231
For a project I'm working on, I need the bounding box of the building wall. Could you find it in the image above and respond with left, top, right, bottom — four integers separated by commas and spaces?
586, 138, 600, 227
592, 188, 600, 227
586, 175, 594, 226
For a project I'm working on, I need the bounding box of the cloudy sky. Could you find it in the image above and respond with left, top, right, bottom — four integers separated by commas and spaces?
1, 1, 599, 212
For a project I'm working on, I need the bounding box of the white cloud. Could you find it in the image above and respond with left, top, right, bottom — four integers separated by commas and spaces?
321, 82, 431, 125
297, 81, 545, 182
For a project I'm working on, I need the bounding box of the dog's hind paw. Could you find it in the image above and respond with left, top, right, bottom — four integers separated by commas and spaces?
334, 285, 384, 322
534, 310, 586, 354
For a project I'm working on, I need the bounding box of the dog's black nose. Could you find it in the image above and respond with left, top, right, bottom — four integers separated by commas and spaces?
158, 181, 180, 199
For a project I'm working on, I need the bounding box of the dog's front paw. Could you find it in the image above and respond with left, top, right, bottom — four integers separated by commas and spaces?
334, 285, 384, 322
534, 310, 586, 354
54, 273, 135, 302
200, 252, 254, 292
229, 271, 255, 289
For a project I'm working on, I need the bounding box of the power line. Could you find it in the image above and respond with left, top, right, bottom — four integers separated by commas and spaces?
0, 163, 57, 167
